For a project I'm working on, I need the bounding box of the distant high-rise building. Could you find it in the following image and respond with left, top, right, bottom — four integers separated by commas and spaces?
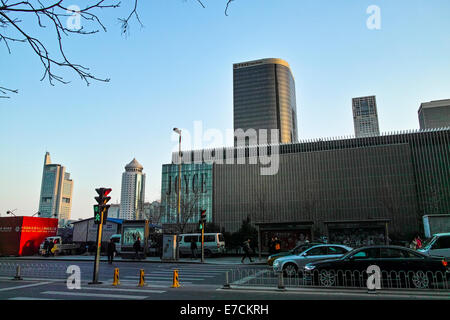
38, 152, 73, 225
418, 99, 450, 129
119, 158, 146, 220
108, 203, 120, 219
143, 201, 161, 223
352, 96, 380, 137
233, 58, 298, 145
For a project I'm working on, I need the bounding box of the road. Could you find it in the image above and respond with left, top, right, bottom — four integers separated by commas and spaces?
0, 258, 449, 301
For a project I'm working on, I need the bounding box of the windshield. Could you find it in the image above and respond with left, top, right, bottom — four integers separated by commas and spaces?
292, 244, 311, 254
421, 236, 436, 249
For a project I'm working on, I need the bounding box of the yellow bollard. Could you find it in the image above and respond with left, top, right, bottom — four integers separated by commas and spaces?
138, 269, 146, 287
112, 268, 120, 286
172, 269, 180, 288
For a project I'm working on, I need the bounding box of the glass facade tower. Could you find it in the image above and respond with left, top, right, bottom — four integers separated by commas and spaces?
233, 58, 298, 145
38, 152, 73, 225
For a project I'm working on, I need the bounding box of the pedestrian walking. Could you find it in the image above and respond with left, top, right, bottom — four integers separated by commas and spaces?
107, 239, 116, 264
48, 240, 54, 256
190, 237, 198, 259
274, 236, 281, 253
43, 239, 50, 257
410, 237, 418, 250
133, 237, 141, 260
269, 237, 276, 255
241, 238, 253, 263
416, 235, 422, 249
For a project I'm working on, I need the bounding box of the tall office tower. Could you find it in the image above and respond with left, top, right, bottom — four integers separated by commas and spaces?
119, 158, 146, 220
233, 58, 298, 145
352, 96, 380, 137
418, 99, 450, 129
38, 152, 74, 224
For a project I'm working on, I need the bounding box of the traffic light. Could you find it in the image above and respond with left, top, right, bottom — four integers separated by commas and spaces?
93, 205, 101, 224
199, 209, 207, 230
94, 188, 112, 224
200, 209, 207, 223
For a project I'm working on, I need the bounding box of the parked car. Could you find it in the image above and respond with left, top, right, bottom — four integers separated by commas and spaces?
417, 233, 450, 258
178, 233, 225, 257
273, 244, 353, 276
267, 242, 322, 266
303, 245, 450, 289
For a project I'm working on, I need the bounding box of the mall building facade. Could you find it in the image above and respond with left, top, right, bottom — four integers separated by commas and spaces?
160, 128, 450, 252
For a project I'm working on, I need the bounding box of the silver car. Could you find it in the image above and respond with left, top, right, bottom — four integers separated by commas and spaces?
272, 244, 353, 276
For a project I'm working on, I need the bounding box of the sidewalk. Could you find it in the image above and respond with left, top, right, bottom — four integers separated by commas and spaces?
0, 254, 267, 266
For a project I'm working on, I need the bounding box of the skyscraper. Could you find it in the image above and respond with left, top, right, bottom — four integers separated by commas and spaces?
233, 58, 298, 145
38, 152, 73, 225
119, 158, 146, 220
418, 99, 450, 129
352, 96, 380, 137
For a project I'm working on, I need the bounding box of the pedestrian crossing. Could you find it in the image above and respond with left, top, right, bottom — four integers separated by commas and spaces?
4, 282, 168, 300
118, 265, 235, 285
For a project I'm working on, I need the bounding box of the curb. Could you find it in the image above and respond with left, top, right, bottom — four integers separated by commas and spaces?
221, 285, 450, 297
0, 256, 267, 266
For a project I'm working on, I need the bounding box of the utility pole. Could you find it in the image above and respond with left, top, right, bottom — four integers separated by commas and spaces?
173, 127, 182, 261
200, 209, 206, 263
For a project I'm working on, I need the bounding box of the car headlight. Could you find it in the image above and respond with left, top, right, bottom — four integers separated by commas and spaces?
304, 264, 316, 271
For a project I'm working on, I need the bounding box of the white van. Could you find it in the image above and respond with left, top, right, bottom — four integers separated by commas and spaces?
179, 233, 225, 257
110, 234, 122, 255
417, 233, 450, 259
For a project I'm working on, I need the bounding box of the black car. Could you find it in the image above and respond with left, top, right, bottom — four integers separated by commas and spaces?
303, 245, 449, 289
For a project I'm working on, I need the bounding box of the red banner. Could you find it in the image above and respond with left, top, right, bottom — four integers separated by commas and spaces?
0, 217, 58, 256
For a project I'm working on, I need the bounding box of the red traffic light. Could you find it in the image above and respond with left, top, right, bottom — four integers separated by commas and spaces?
96, 188, 112, 197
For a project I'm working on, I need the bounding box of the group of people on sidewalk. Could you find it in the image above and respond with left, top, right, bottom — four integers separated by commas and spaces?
410, 235, 423, 250
106, 237, 142, 264
42, 238, 55, 257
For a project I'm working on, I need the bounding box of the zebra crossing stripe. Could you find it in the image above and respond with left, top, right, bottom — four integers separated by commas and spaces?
81, 287, 166, 294
0, 282, 54, 292
41, 291, 148, 299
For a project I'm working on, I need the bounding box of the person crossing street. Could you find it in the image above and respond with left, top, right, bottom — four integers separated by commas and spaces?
241, 238, 253, 263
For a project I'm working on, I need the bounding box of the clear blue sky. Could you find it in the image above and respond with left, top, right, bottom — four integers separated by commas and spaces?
1, 0, 449, 220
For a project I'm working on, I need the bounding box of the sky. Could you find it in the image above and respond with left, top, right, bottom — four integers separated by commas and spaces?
1, 0, 449, 220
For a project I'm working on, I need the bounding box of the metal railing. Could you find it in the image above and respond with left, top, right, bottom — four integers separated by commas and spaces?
0, 262, 78, 280
224, 268, 450, 291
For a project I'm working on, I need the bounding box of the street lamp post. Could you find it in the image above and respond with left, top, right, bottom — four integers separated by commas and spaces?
173, 127, 182, 260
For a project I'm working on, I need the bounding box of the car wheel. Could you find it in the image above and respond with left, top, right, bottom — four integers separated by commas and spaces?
411, 271, 430, 289
283, 263, 298, 277
319, 270, 336, 287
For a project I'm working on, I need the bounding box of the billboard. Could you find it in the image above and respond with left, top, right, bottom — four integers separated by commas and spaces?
0, 217, 58, 256
72, 218, 121, 243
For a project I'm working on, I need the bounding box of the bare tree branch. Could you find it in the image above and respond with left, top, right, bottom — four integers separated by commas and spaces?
0, 86, 18, 98
1, 0, 237, 97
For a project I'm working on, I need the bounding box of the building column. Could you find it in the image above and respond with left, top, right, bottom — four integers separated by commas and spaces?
257, 226, 261, 261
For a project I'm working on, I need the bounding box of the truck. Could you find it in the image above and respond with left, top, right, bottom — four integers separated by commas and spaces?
72, 217, 122, 254
39, 236, 81, 256
423, 214, 450, 238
